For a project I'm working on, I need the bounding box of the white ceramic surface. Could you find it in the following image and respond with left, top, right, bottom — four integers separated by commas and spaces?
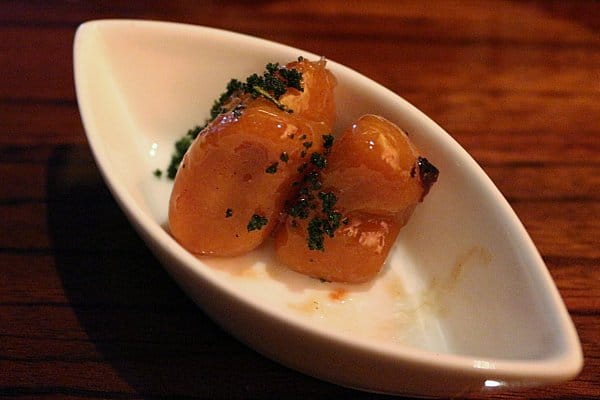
74, 20, 583, 397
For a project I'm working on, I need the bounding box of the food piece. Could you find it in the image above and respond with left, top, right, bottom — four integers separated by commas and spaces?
168, 59, 336, 256
169, 100, 327, 256
279, 58, 337, 130
276, 213, 403, 283
275, 114, 438, 283
323, 114, 435, 215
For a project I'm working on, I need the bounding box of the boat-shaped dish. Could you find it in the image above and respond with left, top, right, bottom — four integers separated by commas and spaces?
74, 20, 582, 397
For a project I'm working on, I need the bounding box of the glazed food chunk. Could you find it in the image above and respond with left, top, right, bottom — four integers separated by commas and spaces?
169, 59, 336, 256
275, 213, 404, 283
275, 114, 438, 283
280, 58, 337, 129
323, 115, 437, 215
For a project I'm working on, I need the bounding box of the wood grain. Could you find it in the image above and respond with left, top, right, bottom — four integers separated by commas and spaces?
1, 1, 598, 399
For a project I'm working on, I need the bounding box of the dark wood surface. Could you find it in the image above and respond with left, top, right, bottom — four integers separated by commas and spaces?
1, 1, 599, 398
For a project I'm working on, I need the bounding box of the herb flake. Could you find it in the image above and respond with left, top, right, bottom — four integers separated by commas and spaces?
322, 134, 334, 151
163, 61, 305, 179
265, 162, 279, 174
247, 214, 268, 231
310, 152, 327, 169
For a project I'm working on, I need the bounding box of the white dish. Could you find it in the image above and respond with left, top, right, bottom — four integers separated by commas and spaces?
74, 20, 583, 397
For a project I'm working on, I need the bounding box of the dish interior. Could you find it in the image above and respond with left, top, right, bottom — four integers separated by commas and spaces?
76, 20, 573, 364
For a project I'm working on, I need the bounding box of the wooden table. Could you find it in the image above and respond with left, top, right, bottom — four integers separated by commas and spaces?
1, 1, 598, 398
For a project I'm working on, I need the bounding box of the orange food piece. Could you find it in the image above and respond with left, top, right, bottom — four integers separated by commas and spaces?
280, 58, 337, 130
275, 213, 403, 283
168, 59, 336, 256
323, 114, 427, 215
275, 114, 438, 283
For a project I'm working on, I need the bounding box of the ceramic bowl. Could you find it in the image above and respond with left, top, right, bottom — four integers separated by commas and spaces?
74, 20, 582, 397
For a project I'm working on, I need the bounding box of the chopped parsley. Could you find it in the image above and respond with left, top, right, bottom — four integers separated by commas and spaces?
247, 214, 268, 231
209, 79, 243, 120
265, 162, 279, 174
277, 64, 303, 92
305, 171, 321, 190
322, 134, 334, 152
318, 191, 337, 214
225, 208, 233, 218
218, 62, 304, 113
232, 104, 245, 118
166, 126, 202, 179
310, 152, 327, 169
304, 191, 344, 251
153, 169, 162, 178
288, 197, 311, 219
284, 133, 349, 251
307, 218, 326, 251
163, 61, 305, 179
280, 152, 289, 163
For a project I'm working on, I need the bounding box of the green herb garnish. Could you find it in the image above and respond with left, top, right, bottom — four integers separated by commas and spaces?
305, 204, 343, 252
288, 197, 311, 219
166, 126, 202, 179
307, 218, 326, 251
247, 214, 268, 231
222, 62, 304, 113
265, 162, 279, 174
232, 104, 245, 118
310, 152, 327, 169
285, 146, 347, 251
164, 61, 305, 179
322, 134, 334, 152
318, 191, 337, 214
305, 171, 321, 190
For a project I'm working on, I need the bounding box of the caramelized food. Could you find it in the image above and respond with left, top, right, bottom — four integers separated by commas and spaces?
168, 58, 336, 256
274, 115, 438, 283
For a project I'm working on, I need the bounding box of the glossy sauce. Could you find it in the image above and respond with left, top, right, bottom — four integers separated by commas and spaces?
275, 115, 438, 283
323, 115, 428, 215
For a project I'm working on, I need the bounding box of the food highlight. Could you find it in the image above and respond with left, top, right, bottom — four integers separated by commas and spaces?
162, 57, 438, 283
